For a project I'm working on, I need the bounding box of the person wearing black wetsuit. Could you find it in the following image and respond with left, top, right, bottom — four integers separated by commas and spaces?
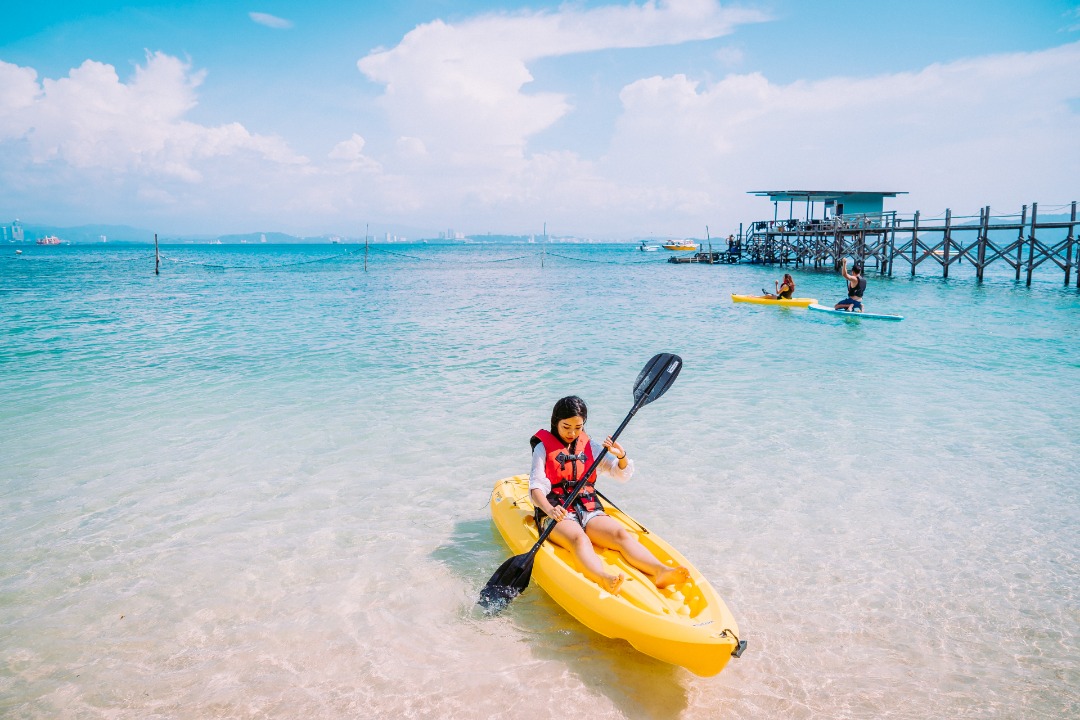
834, 259, 866, 312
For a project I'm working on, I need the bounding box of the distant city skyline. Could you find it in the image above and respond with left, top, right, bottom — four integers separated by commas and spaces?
1, 1, 1078, 239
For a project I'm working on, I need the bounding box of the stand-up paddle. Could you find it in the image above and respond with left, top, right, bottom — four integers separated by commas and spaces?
477, 353, 683, 614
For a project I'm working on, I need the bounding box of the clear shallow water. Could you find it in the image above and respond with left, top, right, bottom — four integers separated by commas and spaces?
1, 244, 1078, 719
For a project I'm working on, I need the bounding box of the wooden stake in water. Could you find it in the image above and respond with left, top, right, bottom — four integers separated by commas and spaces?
154, 233, 160, 275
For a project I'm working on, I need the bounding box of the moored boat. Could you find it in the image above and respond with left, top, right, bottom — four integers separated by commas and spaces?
639, 241, 659, 252
488, 474, 744, 676
36, 235, 61, 245
661, 240, 698, 251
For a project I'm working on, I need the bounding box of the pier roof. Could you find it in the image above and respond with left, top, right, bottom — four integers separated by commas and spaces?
748, 190, 907, 202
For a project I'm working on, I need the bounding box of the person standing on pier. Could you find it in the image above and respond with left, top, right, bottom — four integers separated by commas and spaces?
834, 259, 866, 312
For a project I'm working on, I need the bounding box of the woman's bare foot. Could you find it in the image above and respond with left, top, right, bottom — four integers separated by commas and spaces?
601, 573, 625, 595
652, 566, 690, 588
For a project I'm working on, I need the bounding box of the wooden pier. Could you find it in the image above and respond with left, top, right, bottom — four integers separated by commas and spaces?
730, 201, 1079, 286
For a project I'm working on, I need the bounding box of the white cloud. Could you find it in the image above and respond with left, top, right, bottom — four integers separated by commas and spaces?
328, 133, 366, 160
395, 136, 427, 159
600, 41, 1080, 220
0, 52, 306, 182
357, 0, 767, 164
328, 133, 382, 172
249, 12, 294, 30
1063, 7, 1080, 33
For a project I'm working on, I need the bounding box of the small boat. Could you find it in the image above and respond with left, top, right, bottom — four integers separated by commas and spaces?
36, 235, 61, 245
731, 294, 817, 308
638, 241, 659, 252
662, 240, 698, 251
808, 303, 904, 321
488, 474, 745, 676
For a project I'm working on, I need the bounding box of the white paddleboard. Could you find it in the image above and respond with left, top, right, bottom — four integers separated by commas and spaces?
808, 303, 904, 321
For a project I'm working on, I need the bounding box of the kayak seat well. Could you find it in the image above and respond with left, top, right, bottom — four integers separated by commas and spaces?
515, 492, 705, 619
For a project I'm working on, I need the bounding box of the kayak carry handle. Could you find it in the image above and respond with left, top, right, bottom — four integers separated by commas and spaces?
722, 628, 748, 658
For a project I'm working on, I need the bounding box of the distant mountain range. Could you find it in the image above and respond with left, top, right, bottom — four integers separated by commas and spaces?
1, 222, 607, 244
1, 222, 440, 244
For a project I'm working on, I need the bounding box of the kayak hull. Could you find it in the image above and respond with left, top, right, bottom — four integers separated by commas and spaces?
808, 303, 904, 321
489, 475, 742, 677
731, 294, 817, 307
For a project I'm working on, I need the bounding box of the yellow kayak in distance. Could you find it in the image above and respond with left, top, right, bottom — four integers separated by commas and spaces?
488, 474, 745, 676
731, 294, 817, 308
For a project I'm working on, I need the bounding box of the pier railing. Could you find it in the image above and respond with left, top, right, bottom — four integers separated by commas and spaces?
737, 202, 1078, 286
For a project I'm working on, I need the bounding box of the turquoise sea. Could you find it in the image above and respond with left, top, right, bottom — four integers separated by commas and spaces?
2, 243, 1078, 719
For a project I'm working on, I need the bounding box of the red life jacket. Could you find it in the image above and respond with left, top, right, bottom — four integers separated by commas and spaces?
532, 428, 599, 512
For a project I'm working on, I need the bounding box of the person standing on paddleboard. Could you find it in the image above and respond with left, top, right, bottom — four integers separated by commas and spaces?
529, 395, 690, 596
834, 258, 866, 312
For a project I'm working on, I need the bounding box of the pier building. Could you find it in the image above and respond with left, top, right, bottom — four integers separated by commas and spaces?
747, 190, 907, 223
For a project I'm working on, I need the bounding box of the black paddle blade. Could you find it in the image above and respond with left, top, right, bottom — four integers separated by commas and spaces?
632, 353, 683, 407
477, 552, 535, 614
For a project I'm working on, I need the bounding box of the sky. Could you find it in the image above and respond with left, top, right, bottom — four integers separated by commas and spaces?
1, 0, 1078, 238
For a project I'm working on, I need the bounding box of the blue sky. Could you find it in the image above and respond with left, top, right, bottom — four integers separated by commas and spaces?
1, 1, 1078, 237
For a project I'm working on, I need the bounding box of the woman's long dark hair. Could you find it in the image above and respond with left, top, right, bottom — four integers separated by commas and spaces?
550, 395, 588, 435
530, 395, 589, 450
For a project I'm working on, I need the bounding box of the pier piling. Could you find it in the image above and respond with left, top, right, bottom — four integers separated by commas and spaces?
1066, 202, 1077, 286
1027, 203, 1038, 286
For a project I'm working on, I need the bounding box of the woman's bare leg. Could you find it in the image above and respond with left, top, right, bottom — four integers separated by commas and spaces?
585, 516, 690, 588
548, 520, 624, 594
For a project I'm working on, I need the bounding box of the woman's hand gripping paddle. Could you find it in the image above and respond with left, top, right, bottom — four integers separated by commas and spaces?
477, 353, 683, 614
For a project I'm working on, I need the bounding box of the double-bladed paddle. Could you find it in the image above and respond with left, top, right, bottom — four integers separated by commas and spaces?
477, 352, 683, 613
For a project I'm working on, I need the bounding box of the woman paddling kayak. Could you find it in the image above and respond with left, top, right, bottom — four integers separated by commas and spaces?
530, 395, 690, 595
760, 273, 795, 300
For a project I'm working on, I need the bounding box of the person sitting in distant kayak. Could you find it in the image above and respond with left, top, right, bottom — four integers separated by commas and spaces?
530, 395, 691, 595
834, 259, 866, 312
761, 273, 795, 300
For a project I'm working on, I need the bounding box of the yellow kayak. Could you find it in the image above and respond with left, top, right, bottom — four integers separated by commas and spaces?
731, 293, 817, 307
488, 474, 744, 676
